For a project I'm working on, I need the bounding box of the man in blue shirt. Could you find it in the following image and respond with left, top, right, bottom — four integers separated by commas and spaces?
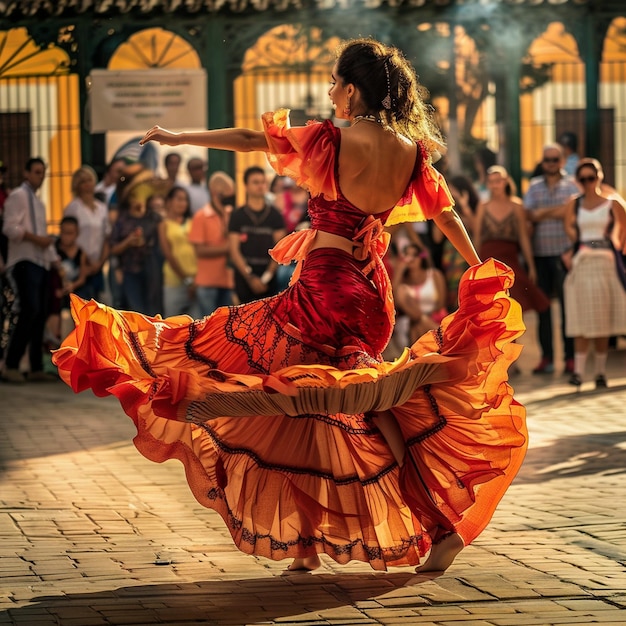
524, 144, 579, 375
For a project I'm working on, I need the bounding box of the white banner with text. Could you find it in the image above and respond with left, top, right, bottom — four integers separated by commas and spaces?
89, 69, 207, 133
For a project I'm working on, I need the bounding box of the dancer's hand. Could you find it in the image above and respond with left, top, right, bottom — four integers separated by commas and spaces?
140, 126, 180, 146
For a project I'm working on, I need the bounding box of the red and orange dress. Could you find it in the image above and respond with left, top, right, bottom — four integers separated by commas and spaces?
53, 110, 527, 571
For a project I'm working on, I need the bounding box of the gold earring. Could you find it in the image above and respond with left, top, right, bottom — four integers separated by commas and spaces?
343, 95, 351, 116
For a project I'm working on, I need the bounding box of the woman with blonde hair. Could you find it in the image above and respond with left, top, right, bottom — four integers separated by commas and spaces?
473, 165, 549, 315
55, 39, 526, 575
63, 165, 110, 300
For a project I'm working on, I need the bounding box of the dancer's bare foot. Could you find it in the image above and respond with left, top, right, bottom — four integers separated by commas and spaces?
286, 555, 321, 572
415, 533, 464, 573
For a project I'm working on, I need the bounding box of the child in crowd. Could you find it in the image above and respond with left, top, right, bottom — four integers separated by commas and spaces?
46, 216, 89, 347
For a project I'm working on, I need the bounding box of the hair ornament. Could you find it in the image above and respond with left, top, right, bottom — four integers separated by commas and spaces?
382, 59, 392, 110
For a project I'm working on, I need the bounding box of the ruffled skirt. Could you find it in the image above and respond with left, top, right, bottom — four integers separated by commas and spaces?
564, 248, 626, 338
53, 251, 526, 571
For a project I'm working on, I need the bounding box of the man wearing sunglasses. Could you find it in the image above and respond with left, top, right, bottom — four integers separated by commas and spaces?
524, 144, 579, 375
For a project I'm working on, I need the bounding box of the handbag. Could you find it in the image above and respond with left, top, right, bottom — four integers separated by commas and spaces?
613, 245, 626, 291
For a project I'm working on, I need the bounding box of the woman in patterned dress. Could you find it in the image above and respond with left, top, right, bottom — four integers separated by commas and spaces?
54, 39, 527, 574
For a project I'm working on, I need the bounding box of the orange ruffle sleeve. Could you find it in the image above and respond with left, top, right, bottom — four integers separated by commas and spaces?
385, 144, 455, 226
262, 109, 338, 200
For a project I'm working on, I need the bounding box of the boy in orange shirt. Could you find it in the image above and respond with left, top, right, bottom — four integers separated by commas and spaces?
188, 171, 234, 316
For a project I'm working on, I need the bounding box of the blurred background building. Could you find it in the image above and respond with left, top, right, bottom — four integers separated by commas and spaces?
0, 0, 624, 224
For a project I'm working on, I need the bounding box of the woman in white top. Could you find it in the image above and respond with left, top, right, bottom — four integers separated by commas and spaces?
63, 165, 110, 299
393, 242, 447, 344
563, 158, 626, 389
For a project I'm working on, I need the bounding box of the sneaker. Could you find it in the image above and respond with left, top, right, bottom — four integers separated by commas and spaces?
564, 359, 575, 374
2, 368, 26, 384
595, 374, 608, 389
532, 358, 554, 374
568, 372, 582, 388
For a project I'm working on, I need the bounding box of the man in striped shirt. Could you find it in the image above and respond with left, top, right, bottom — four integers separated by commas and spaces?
524, 144, 580, 375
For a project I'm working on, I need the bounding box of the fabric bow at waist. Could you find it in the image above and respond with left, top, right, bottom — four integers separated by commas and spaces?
270, 216, 395, 326
352, 215, 391, 275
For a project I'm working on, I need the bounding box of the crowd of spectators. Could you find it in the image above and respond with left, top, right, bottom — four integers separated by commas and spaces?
0, 152, 310, 382
1, 132, 624, 387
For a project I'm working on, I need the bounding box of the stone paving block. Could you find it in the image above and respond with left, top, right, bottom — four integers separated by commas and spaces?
50, 620, 109, 626
321, 611, 376, 626
556, 598, 626, 611
435, 620, 511, 626
2, 576, 42, 588
45, 606, 104, 619
489, 612, 626, 626
475, 578, 540, 595
99, 609, 161, 625
0, 615, 60, 626
561, 620, 624, 626
313, 606, 371, 620
0, 559, 32, 575
405, 605, 471, 616
534, 586, 592, 597
425, 579, 496, 603
396, 614, 478, 623
0, 607, 53, 620
273, 621, 337, 626
364, 606, 424, 617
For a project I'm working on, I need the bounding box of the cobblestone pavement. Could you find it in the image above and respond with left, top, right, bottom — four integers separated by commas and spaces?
1, 328, 625, 625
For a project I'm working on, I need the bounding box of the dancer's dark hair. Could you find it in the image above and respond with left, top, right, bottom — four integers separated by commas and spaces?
336, 38, 443, 154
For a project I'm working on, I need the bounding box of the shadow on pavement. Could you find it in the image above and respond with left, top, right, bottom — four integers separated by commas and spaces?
2, 571, 439, 625
516, 430, 626, 484
0, 385, 134, 466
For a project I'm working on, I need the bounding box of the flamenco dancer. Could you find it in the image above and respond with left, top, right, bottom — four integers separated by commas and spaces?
53, 39, 527, 574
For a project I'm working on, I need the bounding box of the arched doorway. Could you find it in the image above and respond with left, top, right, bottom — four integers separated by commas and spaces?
520, 22, 584, 188
0, 26, 78, 223
101, 27, 206, 180
233, 24, 340, 193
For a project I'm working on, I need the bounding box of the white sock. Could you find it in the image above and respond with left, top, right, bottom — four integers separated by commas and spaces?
574, 352, 587, 377
594, 352, 608, 376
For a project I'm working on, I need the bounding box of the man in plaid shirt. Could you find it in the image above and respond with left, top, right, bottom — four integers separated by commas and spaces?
524, 144, 579, 375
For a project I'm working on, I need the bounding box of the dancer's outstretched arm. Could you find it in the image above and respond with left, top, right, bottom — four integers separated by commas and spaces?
433, 209, 481, 266
140, 126, 269, 153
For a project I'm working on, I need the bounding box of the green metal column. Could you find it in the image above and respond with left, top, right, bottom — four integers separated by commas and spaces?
504, 46, 522, 189
76, 21, 93, 166
447, 19, 461, 174
204, 17, 234, 177
583, 18, 601, 160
